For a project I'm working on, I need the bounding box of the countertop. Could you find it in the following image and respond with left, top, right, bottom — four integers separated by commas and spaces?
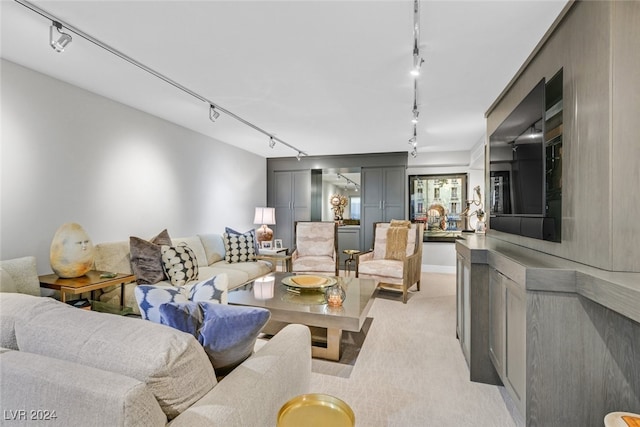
456, 234, 640, 324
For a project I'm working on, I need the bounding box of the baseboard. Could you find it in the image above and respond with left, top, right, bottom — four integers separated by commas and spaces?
422, 264, 456, 274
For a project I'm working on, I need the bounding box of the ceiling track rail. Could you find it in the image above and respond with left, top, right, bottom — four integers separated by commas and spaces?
13, 0, 308, 157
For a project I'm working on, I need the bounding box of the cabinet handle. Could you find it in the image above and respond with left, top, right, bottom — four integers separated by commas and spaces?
379, 201, 382, 210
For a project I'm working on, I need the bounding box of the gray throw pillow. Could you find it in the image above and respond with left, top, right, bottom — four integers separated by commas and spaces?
130, 229, 172, 285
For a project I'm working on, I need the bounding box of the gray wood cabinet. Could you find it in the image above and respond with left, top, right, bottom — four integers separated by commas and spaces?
273, 170, 311, 249
361, 166, 405, 250
457, 234, 640, 426
489, 267, 526, 416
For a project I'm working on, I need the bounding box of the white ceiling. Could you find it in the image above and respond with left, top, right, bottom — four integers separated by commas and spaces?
1, 0, 568, 159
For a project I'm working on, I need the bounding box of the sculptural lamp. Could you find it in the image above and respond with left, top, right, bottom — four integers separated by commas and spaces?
254, 207, 276, 243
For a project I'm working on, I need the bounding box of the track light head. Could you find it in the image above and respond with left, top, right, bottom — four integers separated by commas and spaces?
408, 136, 416, 145
410, 148, 418, 158
50, 21, 72, 52
412, 110, 419, 124
410, 55, 424, 77
269, 137, 276, 148
209, 105, 220, 122
296, 152, 302, 161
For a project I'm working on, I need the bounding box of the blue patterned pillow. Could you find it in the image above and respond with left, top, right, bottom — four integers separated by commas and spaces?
134, 285, 188, 323
187, 274, 228, 304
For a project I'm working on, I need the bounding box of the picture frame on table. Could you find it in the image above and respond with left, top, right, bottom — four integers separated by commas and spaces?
274, 239, 283, 249
261, 241, 273, 249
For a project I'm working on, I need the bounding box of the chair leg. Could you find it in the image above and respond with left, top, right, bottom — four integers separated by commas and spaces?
416, 279, 421, 291
402, 286, 408, 304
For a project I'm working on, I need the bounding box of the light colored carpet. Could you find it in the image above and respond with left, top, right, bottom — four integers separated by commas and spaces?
308, 272, 523, 427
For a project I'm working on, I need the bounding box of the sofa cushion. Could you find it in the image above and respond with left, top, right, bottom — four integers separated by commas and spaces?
0, 256, 41, 296
135, 285, 189, 323
93, 240, 133, 275
130, 229, 173, 285
223, 232, 256, 263
291, 256, 335, 274
14, 299, 216, 419
0, 349, 167, 426
172, 236, 208, 268
160, 301, 270, 375
0, 293, 58, 350
198, 234, 225, 265
161, 244, 199, 287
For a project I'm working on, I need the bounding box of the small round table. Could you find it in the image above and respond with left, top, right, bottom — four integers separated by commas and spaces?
278, 393, 355, 427
343, 249, 360, 276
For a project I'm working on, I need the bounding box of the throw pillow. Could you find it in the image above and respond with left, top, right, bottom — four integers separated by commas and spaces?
225, 227, 260, 255
158, 301, 202, 338
158, 301, 270, 376
130, 229, 172, 285
223, 232, 256, 263
160, 244, 199, 287
134, 285, 188, 324
198, 301, 270, 375
187, 274, 228, 304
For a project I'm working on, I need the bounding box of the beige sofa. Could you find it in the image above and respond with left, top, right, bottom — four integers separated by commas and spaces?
94, 233, 274, 314
0, 256, 311, 426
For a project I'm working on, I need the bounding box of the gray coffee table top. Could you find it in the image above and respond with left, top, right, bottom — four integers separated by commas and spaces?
228, 272, 377, 332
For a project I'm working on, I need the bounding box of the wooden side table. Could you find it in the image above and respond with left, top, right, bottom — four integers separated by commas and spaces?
255, 254, 292, 272
39, 270, 135, 309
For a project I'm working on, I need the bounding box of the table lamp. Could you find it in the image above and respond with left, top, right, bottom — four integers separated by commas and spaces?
254, 207, 276, 243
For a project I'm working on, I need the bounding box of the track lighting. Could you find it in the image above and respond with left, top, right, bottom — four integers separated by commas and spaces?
408, 136, 416, 145
269, 137, 276, 148
50, 21, 71, 52
411, 148, 418, 158
209, 105, 220, 122
296, 152, 302, 161
412, 110, 419, 124
411, 54, 424, 77
17, 1, 309, 157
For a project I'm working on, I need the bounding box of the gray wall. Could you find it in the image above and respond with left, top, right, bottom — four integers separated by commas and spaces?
486, 1, 640, 272
1, 59, 266, 274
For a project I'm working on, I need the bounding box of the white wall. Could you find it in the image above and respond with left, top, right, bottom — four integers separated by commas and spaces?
1, 60, 266, 274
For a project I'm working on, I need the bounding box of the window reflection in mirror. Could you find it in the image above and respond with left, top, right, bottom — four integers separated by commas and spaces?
321, 168, 361, 224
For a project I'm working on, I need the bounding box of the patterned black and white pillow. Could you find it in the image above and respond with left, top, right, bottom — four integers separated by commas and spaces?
223, 232, 256, 263
160, 243, 199, 286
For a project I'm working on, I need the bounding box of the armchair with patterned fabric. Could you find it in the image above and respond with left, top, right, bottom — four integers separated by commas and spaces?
355, 221, 424, 303
291, 222, 339, 276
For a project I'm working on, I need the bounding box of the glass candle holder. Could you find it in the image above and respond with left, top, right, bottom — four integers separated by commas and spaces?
325, 285, 346, 307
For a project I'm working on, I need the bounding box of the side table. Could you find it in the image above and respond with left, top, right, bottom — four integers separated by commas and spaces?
39, 270, 135, 309
255, 254, 292, 272
343, 249, 360, 276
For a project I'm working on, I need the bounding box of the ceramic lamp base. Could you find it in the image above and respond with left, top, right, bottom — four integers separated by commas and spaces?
256, 225, 273, 242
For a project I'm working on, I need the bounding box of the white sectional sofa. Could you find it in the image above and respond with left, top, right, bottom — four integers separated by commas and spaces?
0, 256, 311, 427
94, 233, 274, 314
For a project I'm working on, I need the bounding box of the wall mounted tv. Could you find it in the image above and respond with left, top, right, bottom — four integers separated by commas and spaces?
489, 75, 561, 242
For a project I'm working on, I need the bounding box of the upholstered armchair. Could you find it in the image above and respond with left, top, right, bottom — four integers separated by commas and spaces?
291, 222, 339, 276
356, 221, 424, 303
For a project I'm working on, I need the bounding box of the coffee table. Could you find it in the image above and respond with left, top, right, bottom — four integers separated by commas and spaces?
228, 272, 377, 361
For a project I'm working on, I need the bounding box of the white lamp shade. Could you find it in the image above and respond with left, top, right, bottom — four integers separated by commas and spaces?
254, 207, 276, 225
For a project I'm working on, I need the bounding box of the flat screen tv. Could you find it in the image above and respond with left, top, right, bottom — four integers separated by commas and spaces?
489, 78, 556, 241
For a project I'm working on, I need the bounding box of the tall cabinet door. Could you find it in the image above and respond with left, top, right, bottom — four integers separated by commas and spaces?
273, 170, 311, 250
361, 166, 406, 250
